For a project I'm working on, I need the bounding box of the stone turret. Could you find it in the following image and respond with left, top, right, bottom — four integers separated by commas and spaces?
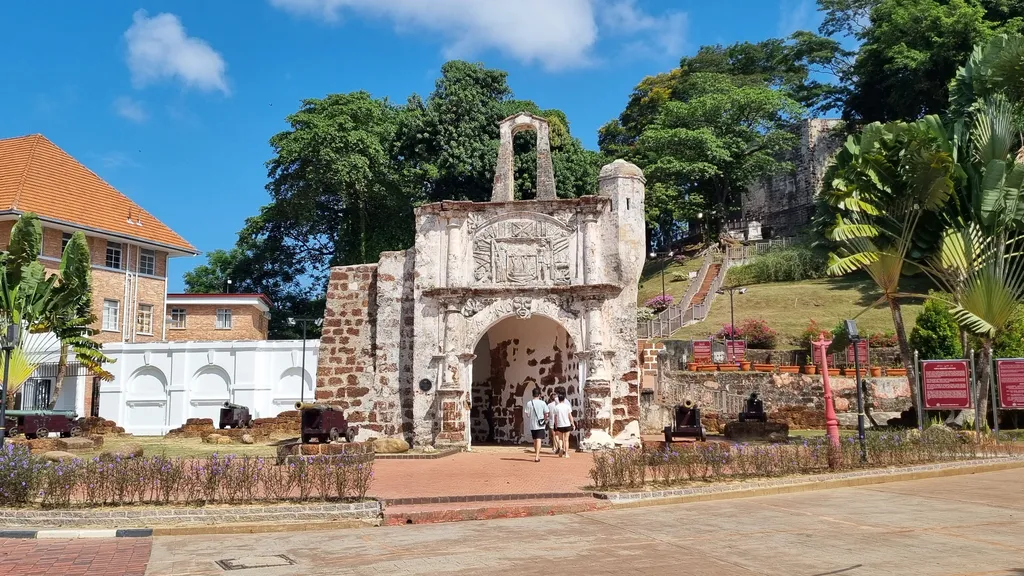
491, 112, 556, 202
598, 159, 646, 287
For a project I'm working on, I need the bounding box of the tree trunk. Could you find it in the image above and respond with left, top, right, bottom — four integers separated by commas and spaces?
47, 343, 69, 410
977, 339, 992, 430
888, 298, 918, 410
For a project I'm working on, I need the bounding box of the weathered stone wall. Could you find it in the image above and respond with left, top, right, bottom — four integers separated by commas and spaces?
742, 119, 843, 236
315, 265, 380, 439
654, 370, 912, 429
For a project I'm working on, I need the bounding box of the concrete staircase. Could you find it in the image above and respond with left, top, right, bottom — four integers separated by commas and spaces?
692, 263, 721, 306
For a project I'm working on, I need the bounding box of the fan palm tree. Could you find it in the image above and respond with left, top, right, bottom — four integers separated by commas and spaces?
818, 116, 961, 410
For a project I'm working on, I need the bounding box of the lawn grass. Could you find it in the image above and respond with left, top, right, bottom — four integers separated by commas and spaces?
672, 274, 929, 347
77, 434, 288, 458
638, 256, 704, 306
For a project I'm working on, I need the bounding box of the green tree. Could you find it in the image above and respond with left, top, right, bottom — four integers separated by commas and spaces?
910, 297, 965, 360
182, 248, 240, 294
807, 0, 1024, 124
601, 46, 806, 243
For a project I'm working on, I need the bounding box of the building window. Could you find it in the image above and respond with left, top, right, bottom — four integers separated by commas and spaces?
105, 241, 122, 269
61, 232, 73, 254
216, 308, 232, 330
136, 304, 153, 335
102, 300, 119, 331
169, 308, 187, 329
39, 227, 45, 256
138, 249, 156, 276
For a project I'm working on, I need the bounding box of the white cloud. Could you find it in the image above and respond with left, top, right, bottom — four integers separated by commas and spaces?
268, 0, 685, 70
777, 0, 815, 36
598, 0, 687, 58
113, 96, 147, 122
124, 10, 229, 94
92, 151, 141, 170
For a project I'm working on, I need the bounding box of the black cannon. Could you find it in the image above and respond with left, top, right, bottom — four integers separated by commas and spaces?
4, 410, 81, 439
296, 402, 358, 444
738, 392, 767, 423
219, 402, 253, 429
663, 400, 707, 443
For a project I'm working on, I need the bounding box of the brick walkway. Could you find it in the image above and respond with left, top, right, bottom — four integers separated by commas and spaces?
0, 538, 150, 576
371, 446, 594, 501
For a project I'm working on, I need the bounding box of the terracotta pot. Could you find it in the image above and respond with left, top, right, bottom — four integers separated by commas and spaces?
870, 367, 882, 377
779, 365, 799, 374
740, 361, 752, 371
827, 368, 841, 377
754, 364, 775, 373
697, 364, 717, 372
686, 362, 698, 371
887, 368, 907, 377
802, 365, 817, 375
718, 364, 740, 372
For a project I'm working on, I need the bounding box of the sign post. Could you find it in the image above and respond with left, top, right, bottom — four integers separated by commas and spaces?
846, 340, 869, 367
693, 340, 712, 363
970, 351, 980, 435
921, 360, 972, 410
913, 350, 923, 430
725, 340, 746, 363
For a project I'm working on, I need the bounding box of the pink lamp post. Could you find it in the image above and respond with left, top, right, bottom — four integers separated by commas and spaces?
812, 335, 841, 459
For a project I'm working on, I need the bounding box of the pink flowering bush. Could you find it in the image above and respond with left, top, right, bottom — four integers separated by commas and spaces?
739, 318, 778, 349
644, 294, 674, 312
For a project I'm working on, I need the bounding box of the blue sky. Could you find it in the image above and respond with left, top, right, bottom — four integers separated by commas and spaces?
0, 0, 825, 291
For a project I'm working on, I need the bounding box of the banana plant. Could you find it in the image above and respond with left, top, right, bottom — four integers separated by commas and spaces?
818, 115, 961, 410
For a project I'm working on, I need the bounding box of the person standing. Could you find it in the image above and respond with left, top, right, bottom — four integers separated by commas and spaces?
547, 392, 560, 454
553, 393, 575, 458
524, 387, 550, 463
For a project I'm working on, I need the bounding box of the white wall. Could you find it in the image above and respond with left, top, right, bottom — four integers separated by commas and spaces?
99, 340, 319, 435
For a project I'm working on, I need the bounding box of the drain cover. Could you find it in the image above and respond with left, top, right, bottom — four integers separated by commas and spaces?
215, 555, 296, 571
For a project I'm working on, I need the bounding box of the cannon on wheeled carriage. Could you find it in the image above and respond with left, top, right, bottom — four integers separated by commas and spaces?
295, 402, 358, 444
663, 400, 707, 443
4, 410, 81, 439
219, 402, 253, 429
738, 392, 767, 423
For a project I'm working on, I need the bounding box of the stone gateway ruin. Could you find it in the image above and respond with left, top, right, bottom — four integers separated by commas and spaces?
315, 112, 646, 448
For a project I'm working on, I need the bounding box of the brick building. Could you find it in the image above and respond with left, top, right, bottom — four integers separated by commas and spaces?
164, 293, 272, 341
0, 134, 199, 344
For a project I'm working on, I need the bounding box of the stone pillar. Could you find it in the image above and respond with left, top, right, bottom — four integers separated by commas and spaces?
435, 304, 469, 447
445, 216, 463, 287
581, 299, 612, 436
534, 121, 556, 200
581, 213, 601, 284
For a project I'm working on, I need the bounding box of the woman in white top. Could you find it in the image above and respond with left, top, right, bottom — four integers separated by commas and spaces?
552, 393, 575, 458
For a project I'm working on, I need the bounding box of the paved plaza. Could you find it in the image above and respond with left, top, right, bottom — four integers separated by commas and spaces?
4, 467, 1024, 575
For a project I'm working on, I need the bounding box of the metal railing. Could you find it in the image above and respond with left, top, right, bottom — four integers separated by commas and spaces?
639, 248, 716, 338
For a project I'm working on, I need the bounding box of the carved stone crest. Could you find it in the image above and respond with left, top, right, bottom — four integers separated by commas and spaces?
473, 213, 574, 286
461, 298, 496, 318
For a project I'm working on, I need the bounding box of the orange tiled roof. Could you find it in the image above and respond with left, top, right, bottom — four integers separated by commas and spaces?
0, 134, 196, 253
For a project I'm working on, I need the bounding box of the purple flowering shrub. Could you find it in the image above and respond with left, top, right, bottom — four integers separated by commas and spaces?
644, 294, 674, 312
587, 430, 1001, 490
0, 447, 374, 509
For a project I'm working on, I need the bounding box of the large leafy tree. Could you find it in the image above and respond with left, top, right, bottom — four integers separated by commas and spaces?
818, 116, 961, 409
805, 0, 1024, 124
600, 44, 807, 244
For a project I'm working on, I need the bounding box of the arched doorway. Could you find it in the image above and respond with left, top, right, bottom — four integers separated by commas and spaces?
469, 314, 579, 444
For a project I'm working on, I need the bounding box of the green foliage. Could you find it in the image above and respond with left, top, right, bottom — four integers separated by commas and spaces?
910, 297, 965, 360
599, 42, 808, 243
993, 315, 1024, 358
727, 246, 827, 285
798, 319, 831, 350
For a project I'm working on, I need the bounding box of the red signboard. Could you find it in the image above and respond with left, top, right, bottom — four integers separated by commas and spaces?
692, 340, 712, 360
996, 359, 1024, 408
922, 360, 972, 409
846, 340, 869, 364
725, 340, 746, 362
812, 345, 831, 368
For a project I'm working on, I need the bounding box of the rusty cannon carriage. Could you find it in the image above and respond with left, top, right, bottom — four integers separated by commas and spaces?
4, 410, 82, 439
219, 402, 254, 430
737, 392, 768, 423
663, 399, 707, 443
295, 402, 358, 444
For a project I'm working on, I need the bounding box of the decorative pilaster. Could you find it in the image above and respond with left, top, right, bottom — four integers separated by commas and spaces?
445, 217, 464, 287
581, 213, 601, 285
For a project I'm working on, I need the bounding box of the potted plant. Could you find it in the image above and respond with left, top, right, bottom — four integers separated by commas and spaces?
718, 363, 740, 372
754, 363, 775, 373
697, 364, 717, 372
739, 360, 752, 371
887, 366, 907, 377
779, 365, 800, 374
870, 366, 882, 377
686, 362, 698, 371
802, 364, 817, 375
828, 367, 841, 377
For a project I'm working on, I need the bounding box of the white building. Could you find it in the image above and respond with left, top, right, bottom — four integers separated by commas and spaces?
97, 340, 319, 435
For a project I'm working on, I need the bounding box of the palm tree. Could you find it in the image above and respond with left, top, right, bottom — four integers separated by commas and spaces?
0, 213, 111, 409
818, 116, 961, 410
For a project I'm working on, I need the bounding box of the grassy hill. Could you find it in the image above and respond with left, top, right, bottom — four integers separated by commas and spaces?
639, 255, 930, 348
638, 256, 704, 305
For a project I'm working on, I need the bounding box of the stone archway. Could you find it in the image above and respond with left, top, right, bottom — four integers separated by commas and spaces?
468, 313, 579, 444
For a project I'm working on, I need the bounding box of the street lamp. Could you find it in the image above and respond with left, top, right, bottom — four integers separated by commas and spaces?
0, 323, 20, 447
845, 319, 867, 463
288, 317, 323, 404
811, 334, 841, 467
648, 250, 675, 302
225, 278, 233, 294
